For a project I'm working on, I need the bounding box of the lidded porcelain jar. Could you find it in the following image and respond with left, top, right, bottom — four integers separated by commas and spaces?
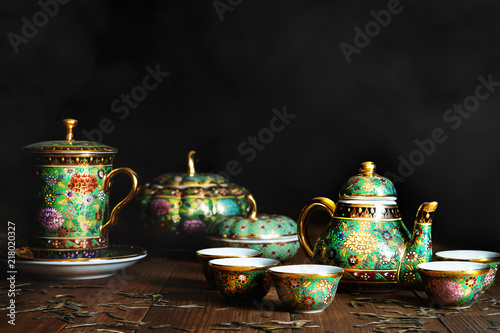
137, 151, 250, 248
206, 195, 300, 261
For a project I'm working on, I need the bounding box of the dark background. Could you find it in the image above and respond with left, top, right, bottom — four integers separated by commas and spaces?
2, 0, 499, 251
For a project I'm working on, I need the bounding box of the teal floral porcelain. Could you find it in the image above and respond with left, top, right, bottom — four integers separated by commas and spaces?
269, 265, 344, 313
137, 151, 250, 248
209, 257, 279, 302
23, 119, 139, 259
339, 162, 397, 198
297, 162, 438, 292
417, 261, 490, 309
196, 247, 262, 287
435, 250, 500, 292
206, 195, 299, 261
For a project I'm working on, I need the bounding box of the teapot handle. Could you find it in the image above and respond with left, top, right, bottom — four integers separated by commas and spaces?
101, 167, 140, 238
297, 197, 336, 260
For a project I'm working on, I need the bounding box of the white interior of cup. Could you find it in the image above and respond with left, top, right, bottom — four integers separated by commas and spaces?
269, 264, 343, 275
436, 250, 500, 261
418, 261, 490, 272
209, 257, 278, 267
197, 247, 261, 257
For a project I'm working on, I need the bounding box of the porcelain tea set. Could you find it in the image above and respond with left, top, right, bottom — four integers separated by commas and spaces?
11, 119, 500, 307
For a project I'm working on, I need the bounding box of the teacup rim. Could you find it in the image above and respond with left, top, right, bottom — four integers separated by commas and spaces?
208, 257, 280, 270
417, 261, 490, 276
435, 250, 500, 263
196, 247, 262, 258
269, 264, 344, 277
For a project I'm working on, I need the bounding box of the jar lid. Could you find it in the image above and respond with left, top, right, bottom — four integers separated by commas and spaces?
150, 151, 228, 188
23, 119, 117, 154
339, 161, 397, 198
206, 195, 297, 239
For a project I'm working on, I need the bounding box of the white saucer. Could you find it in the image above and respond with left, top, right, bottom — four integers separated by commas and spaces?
4, 245, 147, 280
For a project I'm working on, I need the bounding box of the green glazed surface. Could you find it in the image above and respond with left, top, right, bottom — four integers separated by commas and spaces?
207, 214, 297, 238
339, 175, 397, 198
209, 239, 299, 261
419, 272, 487, 308
212, 268, 272, 302
138, 183, 250, 236
271, 275, 341, 312
33, 165, 111, 239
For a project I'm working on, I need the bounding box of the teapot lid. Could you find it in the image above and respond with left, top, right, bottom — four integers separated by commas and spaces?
339, 161, 397, 198
151, 151, 228, 188
23, 119, 117, 155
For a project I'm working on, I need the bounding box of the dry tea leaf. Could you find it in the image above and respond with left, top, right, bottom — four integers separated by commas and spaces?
107, 312, 126, 320
484, 312, 500, 317
215, 307, 234, 311
50, 285, 104, 289
65, 322, 106, 328
211, 328, 242, 331
80, 328, 125, 333
166, 304, 204, 309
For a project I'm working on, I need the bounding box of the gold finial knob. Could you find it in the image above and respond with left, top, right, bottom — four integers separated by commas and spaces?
359, 161, 376, 175
246, 194, 257, 219
188, 150, 196, 176
63, 119, 78, 141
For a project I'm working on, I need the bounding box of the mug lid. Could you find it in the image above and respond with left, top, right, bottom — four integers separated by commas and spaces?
23, 119, 117, 155
339, 161, 397, 198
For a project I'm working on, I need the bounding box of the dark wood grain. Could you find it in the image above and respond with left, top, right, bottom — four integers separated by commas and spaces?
1, 250, 499, 333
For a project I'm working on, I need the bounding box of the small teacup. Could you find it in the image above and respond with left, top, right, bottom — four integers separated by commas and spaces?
435, 250, 500, 291
196, 247, 262, 287
417, 261, 490, 309
208, 257, 279, 302
269, 264, 344, 313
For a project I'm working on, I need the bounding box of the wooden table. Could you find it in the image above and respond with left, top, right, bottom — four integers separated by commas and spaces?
1, 248, 499, 333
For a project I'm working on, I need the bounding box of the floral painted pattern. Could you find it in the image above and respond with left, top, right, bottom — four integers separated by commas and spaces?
68, 173, 98, 194
271, 275, 341, 313
209, 239, 300, 261
213, 268, 272, 302
38, 207, 65, 229
138, 182, 250, 238
32, 165, 112, 240
421, 273, 487, 308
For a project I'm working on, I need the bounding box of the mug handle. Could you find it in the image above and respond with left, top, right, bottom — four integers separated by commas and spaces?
297, 197, 336, 260
101, 167, 140, 238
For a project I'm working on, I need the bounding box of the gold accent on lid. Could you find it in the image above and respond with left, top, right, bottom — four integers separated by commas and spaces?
63, 118, 78, 142
359, 161, 376, 175
188, 150, 196, 176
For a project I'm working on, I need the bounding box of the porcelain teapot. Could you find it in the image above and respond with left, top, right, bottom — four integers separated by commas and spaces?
297, 161, 438, 292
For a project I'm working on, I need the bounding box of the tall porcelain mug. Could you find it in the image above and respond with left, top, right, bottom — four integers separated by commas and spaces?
23, 119, 140, 259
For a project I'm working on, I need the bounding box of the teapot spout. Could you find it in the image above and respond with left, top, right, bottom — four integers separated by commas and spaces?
399, 201, 438, 285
